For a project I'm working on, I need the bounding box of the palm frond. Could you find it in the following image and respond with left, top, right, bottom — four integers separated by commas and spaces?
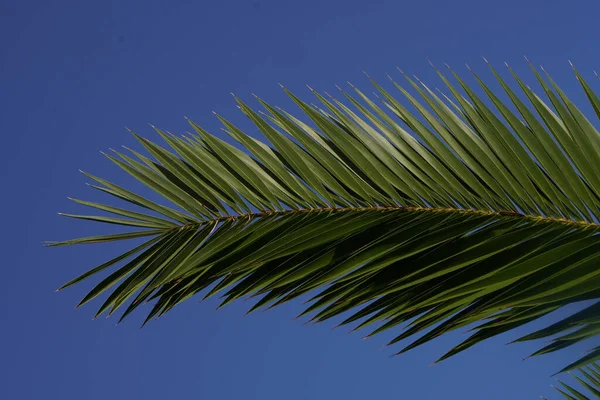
51, 60, 600, 375
543, 363, 600, 399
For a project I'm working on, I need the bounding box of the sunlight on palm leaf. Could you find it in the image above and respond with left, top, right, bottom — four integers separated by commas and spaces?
49, 60, 600, 379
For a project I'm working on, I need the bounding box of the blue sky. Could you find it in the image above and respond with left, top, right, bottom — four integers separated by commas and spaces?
2, 0, 600, 398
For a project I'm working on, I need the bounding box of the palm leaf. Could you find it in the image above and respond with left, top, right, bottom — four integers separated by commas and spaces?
51, 61, 600, 377
543, 363, 600, 399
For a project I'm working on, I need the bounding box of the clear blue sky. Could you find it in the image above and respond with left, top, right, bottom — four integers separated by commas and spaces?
2, 0, 600, 398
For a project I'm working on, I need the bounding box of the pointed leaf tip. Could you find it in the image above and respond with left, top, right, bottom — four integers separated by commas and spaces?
482, 56, 489, 63
362, 70, 371, 78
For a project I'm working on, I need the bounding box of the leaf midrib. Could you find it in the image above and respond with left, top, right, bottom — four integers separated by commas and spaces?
172, 206, 599, 231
